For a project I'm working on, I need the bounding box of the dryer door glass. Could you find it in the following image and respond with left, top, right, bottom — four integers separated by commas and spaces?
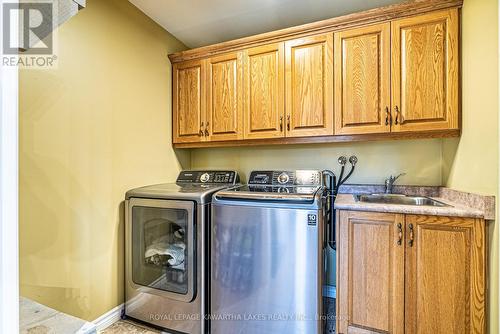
130, 200, 195, 300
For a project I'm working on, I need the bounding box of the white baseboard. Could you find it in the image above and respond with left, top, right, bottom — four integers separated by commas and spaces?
93, 304, 124, 331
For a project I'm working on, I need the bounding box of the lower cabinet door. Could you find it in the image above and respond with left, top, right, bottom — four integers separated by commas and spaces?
337, 211, 405, 334
404, 215, 486, 334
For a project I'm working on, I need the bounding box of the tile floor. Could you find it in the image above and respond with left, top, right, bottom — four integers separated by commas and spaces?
100, 320, 160, 334
20, 297, 96, 334
102, 300, 337, 334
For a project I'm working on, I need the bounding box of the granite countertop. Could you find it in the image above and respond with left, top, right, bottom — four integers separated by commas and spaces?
334, 185, 495, 220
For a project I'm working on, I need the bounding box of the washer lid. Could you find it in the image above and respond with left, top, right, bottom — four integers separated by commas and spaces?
126, 183, 238, 203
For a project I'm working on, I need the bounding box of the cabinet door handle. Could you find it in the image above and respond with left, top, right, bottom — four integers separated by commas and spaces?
385, 106, 390, 126
394, 106, 403, 125
408, 223, 414, 247
279, 116, 283, 132
205, 121, 210, 137
199, 122, 204, 136
397, 223, 402, 245
287, 115, 291, 131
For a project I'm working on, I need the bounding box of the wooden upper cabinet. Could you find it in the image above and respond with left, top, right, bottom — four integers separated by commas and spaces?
207, 52, 244, 141
338, 211, 405, 334
391, 9, 459, 132
285, 34, 333, 137
173, 59, 206, 143
334, 23, 391, 135
404, 215, 486, 334
243, 43, 285, 139
170, 3, 463, 148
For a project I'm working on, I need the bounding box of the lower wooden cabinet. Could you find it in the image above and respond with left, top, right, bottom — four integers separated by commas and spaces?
404, 215, 486, 334
337, 211, 405, 334
337, 210, 486, 334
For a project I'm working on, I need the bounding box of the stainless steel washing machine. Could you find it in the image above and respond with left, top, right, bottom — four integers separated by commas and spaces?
210, 170, 325, 334
125, 170, 239, 334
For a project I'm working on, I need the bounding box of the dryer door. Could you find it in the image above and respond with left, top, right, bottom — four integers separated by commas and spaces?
126, 198, 196, 302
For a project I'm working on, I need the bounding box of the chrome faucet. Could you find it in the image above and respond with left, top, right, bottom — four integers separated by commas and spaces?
385, 173, 406, 194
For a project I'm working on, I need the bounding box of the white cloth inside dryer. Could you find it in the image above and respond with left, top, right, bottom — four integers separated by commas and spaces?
145, 231, 186, 270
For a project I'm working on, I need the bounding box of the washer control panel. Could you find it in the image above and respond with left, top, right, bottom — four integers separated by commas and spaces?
277, 172, 289, 185
248, 170, 322, 186
176, 171, 239, 184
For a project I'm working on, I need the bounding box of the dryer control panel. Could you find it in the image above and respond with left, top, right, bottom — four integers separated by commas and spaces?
176, 170, 239, 184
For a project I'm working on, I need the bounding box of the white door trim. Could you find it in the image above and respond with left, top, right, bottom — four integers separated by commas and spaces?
0, 0, 19, 333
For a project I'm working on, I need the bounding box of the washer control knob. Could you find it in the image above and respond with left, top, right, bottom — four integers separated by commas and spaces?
277, 172, 289, 185
200, 173, 210, 183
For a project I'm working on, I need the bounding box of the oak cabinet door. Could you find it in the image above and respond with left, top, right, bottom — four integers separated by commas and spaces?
285, 34, 333, 137
404, 215, 486, 334
173, 60, 206, 143
334, 23, 391, 135
243, 43, 285, 139
206, 52, 244, 141
391, 9, 459, 132
337, 211, 405, 334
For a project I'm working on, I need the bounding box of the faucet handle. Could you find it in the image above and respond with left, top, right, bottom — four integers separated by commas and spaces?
388, 173, 406, 183
393, 173, 406, 181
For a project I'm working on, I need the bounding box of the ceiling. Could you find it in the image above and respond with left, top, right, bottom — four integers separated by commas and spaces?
129, 0, 406, 48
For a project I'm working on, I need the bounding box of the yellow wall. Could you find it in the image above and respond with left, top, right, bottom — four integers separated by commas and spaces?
19, 0, 188, 321
442, 0, 499, 332
192, 140, 444, 185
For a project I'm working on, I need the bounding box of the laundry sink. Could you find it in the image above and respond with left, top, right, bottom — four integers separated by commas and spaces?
353, 194, 449, 207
